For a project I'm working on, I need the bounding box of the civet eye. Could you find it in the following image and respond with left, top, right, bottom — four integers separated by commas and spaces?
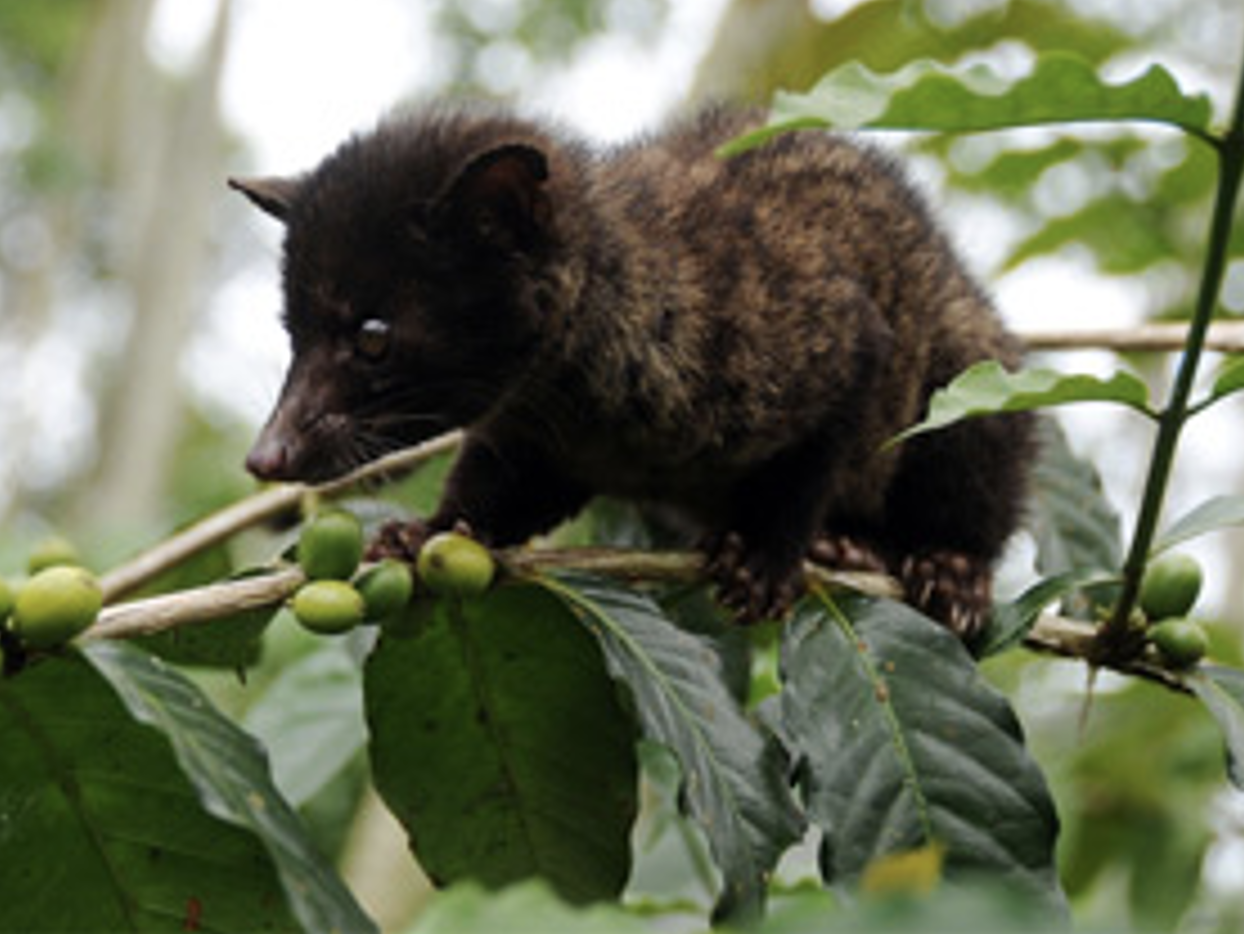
356, 318, 390, 361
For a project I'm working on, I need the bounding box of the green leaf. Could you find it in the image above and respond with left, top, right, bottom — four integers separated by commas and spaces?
1025, 419, 1123, 618
364, 583, 638, 905
761, 876, 1064, 932
0, 648, 297, 933
782, 593, 1066, 916
1154, 495, 1244, 554
85, 641, 375, 934
893, 362, 1152, 444
132, 552, 274, 670
722, 53, 1214, 155
243, 640, 366, 807
1003, 194, 1180, 274
539, 573, 804, 923
981, 567, 1118, 657
1204, 356, 1244, 408
1187, 665, 1244, 789
410, 880, 651, 934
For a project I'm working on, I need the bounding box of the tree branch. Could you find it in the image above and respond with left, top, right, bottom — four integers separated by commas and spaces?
1019, 321, 1244, 354
89, 566, 305, 639
98, 431, 462, 603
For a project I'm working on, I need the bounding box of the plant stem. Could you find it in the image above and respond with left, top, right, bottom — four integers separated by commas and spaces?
1101, 56, 1244, 657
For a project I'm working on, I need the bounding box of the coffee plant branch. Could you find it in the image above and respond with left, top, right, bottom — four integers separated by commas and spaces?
84, 544, 1189, 693
97, 430, 463, 602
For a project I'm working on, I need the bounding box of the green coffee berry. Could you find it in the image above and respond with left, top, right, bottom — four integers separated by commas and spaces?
1139, 553, 1203, 621
298, 510, 364, 581
292, 580, 365, 635
1149, 618, 1209, 668
12, 566, 102, 649
416, 532, 495, 598
356, 559, 415, 622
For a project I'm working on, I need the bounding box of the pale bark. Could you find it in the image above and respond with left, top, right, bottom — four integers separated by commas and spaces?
86, 0, 234, 531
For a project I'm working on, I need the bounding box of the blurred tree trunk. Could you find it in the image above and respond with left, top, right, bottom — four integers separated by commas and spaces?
77, 0, 233, 532
688, 0, 811, 103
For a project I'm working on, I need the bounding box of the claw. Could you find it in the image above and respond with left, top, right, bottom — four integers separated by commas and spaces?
366, 518, 432, 562
899, 549, 992, 640
702, 530, 805, 624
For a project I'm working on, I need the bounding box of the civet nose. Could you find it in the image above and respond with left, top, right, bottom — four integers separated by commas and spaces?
245, 435, 291, 480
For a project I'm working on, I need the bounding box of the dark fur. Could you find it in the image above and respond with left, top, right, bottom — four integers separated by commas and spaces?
233, 104, 1033, 634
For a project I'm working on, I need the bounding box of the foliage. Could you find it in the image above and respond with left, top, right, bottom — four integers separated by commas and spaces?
4, 4, 1244, 934
722, 54, 1214, 154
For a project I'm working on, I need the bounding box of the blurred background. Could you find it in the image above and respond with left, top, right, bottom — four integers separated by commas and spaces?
2, 0, 1244, 929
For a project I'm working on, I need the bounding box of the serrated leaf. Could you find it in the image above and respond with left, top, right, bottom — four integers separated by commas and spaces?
722, 53, 1213, 155
782, 593, 1066, 916
0, 649, 297, 933
893, 362, 1153, 445
364, 584, 638, 905
539, 573, 804, 923
243, 640, 366, 807
1187, 665, 1244, 789
85, 641, 375, 934
1026, 419, 1123, 618
1154, 495, 1244, 554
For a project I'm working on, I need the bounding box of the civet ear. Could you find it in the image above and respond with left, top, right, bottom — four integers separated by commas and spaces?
436, 143, 553, 249
228, 175, 304, 222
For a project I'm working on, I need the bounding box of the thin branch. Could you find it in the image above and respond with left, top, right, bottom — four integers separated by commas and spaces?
1019, 321, 1244, 354
1024, 612, 1191, 693
88, 566, 304, 640
98, 430, 462, 603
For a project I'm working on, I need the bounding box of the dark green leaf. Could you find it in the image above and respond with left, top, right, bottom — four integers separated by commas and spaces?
135, 606, 272, 669
85, 641, 375, 934
782, 593, 1066, 916
364, 583, 638, 904
243, 640, 366, 807
1187, 665, 1244, 789
131, 551, 274, 670
723, 53, 1213, 155
894, 362, 1152, 445
539, 573, 804, 923
1026, 419, 1123, 618
1154, 495, 1244, 554
0, 649, 297, 933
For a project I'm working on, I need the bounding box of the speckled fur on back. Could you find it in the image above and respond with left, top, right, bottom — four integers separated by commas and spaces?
233, 103, 1034, 635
